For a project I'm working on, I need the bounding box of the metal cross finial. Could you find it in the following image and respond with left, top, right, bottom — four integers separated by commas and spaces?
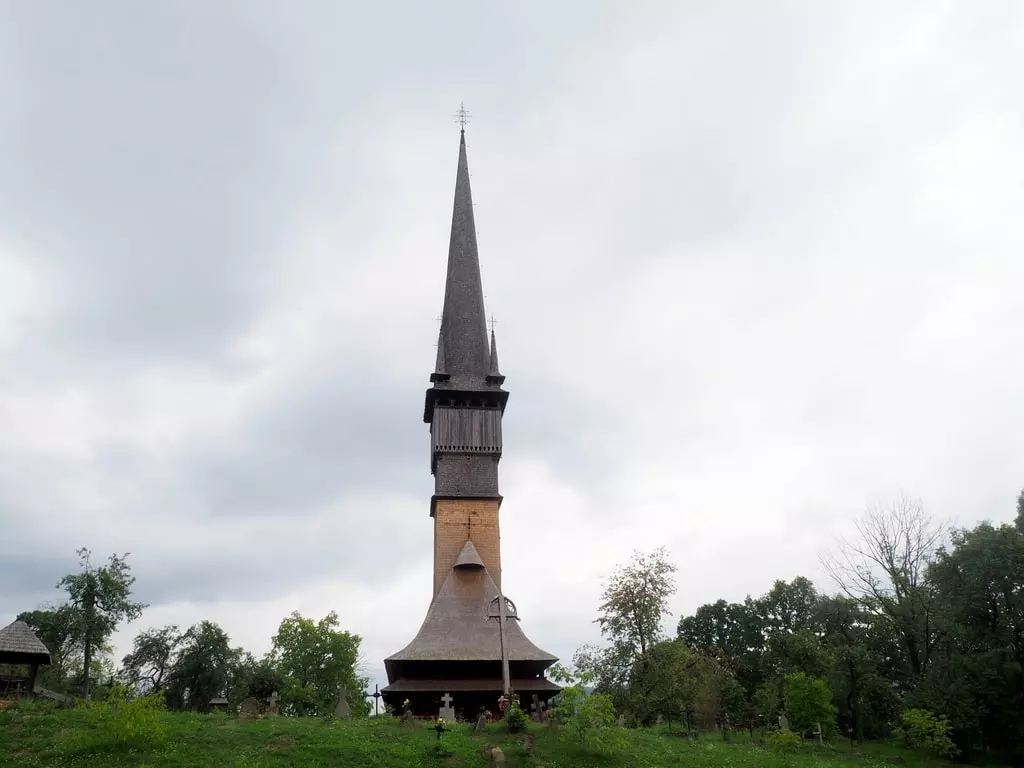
454, 102, 471, 130
488, 314, 497, 334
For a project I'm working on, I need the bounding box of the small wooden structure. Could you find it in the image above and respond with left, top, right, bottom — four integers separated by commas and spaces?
208, 696, 230, 712
0, 620, 52, 699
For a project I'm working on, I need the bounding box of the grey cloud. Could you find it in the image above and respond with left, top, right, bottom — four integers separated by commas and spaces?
3, 1, 1024, 682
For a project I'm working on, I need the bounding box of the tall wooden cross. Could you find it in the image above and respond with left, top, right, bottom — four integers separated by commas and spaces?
489, 594, 513, 696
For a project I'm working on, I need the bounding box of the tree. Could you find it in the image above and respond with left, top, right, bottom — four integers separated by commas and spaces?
232, 653, 287, 705
1015, 488, 1024, 533
164, 621, 241, 711
270, 611, 368, 717
58, 548, 147, 698
783, 672, 837, 737
631, 638, 742, 728
760, 577, 820, 635
17, 605, 81, 692
121, 625, 182, 695
822, 493, 945, 683
580, 547, 677, 712
923, 521, 1024, 761
596, 547, 677, 667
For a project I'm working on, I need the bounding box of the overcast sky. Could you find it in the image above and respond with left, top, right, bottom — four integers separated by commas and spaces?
2, 1, 1023, 699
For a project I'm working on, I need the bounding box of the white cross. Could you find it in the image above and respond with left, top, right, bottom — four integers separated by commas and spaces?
441, 693, 453, 708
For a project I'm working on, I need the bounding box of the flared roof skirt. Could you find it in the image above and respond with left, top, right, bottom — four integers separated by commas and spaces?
385, 548, 557, 664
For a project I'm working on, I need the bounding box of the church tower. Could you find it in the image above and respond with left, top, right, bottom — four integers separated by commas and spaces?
381, 127, 559, 716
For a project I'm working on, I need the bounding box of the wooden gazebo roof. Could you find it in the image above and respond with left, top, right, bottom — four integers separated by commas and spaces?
0, 620, 51, 666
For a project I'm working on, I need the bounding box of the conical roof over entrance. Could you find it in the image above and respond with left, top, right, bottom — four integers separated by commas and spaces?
386, 540, 557, 664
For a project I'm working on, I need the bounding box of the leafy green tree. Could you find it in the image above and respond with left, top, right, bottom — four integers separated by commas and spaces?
783, 671, 837, 738
816, 596, 896, 740
164, 621, 240, 711
677, 597, 766, 699
58, 548, 147, 698
760, 577, 820, 635
596, 547, 678, 665
17, 605, 81, 692
923, 521, 1024, 761
1015, 488, 1024, 533
581, 548, 677, 710
270, 610, 369, 717
231, 653, 287, 705
632, 638, 742, 728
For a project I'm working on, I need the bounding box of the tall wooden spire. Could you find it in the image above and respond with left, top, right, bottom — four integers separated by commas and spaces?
382, 123, 559, 717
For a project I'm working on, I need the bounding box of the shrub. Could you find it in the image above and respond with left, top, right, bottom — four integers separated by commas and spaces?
783, 672, 837, 737
766, 727, 803, 756
893, 708, 958, 759
67, 684, 167, 753
505, 700, 527, 733
551, 685, 626, 754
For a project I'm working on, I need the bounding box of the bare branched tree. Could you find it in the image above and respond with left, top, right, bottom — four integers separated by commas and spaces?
821, 491, 948, 680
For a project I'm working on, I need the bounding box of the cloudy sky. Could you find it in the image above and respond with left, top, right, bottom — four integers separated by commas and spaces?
2, 1, 1023, 697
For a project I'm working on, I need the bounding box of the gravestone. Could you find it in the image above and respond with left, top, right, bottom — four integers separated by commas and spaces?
722, 712, 730, 741
655, 714, 664, 726
488, 746, 505, 765
335, 685, 351, 719
239, 696, 261, 719
813, 721, 823, 745
401, 709, 415, 727
522, 732, 537, 758
438, 692, 455, 722
474, 709, 488, 732
267, 691, 280, 716
778, 712, 790, 730
617, 714, 626, 727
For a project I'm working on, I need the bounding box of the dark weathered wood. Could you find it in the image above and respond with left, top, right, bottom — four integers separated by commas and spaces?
431, 407, 502, 454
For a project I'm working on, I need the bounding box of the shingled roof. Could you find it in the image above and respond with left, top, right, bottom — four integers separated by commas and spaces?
0, 620, 52, 664
385, 540, 557, 665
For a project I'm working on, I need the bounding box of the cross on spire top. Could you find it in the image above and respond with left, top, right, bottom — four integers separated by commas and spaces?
454, 102, 471, 131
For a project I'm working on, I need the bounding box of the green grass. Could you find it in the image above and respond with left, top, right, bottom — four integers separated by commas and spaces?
0, 702, 984, 768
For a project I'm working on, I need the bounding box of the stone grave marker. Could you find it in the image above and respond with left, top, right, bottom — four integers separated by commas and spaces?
239, 696, 261, 719
655, 714, 664, 725
722, 712, 730, 741
522, 732, 537, 757
438, 692, 455, 722
778, 712, 790, 730
267, 691, 281, 716
335, 685, 351, 719
474, 707, 488, 733
401, 709, 415, 727
617, 714, 626, 727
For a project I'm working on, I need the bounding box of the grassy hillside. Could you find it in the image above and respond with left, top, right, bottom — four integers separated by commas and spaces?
0, 701, 980, 768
